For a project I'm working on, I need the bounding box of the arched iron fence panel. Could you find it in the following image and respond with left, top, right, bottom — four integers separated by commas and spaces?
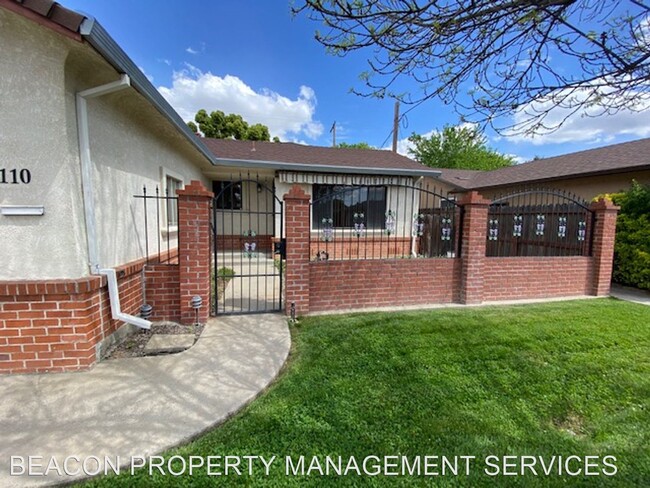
487, 188, 594, 257
212, 176, 284, 315
310, 182, 462, 261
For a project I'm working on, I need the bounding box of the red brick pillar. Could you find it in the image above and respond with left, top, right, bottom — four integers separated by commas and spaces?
177, 180, 213, 324
590, 198, 620, 296
284, 185, 311, 316
459, 191, 491, 304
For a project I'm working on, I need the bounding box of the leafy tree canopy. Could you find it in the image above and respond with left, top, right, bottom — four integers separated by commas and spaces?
408, 125, 514, 170
188, 109, 271, 141
295, 1, 650, 136
337, 142, 373, 149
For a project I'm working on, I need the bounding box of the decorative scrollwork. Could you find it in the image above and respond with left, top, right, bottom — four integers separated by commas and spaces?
558, 216, 567, 238
412, 213, 425, 237
243, 229, 257, 258
321, 217, 333, 242
353, 212, 365, 237
384, 210, 396, 236
535, 214, 546, 236
513, 215, 523, 237
488, 219, 499, 241
577, 221, 587, 241
441, 216, 452, 241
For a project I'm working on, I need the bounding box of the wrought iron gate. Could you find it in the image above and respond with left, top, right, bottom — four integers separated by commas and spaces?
212, 177, 284, 315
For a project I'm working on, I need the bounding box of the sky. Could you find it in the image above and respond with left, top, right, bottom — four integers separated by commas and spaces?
61, 0, 650, 163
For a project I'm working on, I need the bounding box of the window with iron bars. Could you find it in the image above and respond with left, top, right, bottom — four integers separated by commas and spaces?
312, 184, 387, 229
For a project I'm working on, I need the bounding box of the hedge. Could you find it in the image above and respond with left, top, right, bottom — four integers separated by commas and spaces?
607, 181, 650, 291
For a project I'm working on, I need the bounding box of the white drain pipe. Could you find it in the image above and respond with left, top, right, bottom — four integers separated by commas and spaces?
77, 75, 151, 329
100, 269, 151, 329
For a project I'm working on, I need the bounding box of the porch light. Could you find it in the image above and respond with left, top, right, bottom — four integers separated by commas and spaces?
190, 295, 203, 325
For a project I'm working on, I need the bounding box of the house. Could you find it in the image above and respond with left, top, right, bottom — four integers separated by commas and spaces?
0, 0, 621, 376
0, 0, 442, 374
201, 138, 443, 260
0, 0, 225, 373
433, 138, 650, 200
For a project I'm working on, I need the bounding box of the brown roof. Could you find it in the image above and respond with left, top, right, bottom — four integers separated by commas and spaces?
434, 169, 484, 189
203, 138, 440, 175
3, 0, 85, 37
436, 137, 650, 190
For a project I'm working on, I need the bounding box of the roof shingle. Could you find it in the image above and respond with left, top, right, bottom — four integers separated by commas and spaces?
436, 137, 650, 190
203, 138, 438, 174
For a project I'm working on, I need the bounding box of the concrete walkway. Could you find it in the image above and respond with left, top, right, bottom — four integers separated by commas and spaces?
0, 314, 290, 487
216, 253, 282, 314
610, 283, 650, 306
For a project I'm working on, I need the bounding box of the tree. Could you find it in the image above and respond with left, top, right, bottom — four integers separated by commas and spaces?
188, 109, 271, 141
337, 142, 373, 149
408, 125, 514, 170
295, 1, 650, 135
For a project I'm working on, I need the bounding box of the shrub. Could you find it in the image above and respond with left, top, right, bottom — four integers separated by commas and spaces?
608, 181, 650, 291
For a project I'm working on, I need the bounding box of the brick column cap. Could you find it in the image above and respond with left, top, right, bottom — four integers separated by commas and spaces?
283, 184, 310, 201
176, 180, 214, 198
458, 190, 490, 206
589, 198, 620, 212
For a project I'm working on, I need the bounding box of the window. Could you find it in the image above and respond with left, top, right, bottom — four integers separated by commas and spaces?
312, 184, 387, 229
213, 180, 243, 210
165, 175, 182, 227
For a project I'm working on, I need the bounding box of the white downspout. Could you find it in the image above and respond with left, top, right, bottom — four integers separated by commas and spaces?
100, 269, 151, 329
411, 177, 424, 257
76, 74, 151, 330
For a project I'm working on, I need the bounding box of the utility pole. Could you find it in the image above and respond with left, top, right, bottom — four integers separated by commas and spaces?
392, 101, 399, 153
330, 121, 336, 147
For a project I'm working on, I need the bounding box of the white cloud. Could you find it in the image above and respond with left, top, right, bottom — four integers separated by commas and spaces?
158, 66, 323, 140
386, 129, 435, 156
158, 58, 171, 66
504, 83, 650, 145
185, 47, 198, 54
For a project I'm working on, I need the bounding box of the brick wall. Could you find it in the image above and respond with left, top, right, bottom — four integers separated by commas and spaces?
144, 264, 180, 322
310, 237, 414, 260
177, 181, 213, 324
0, 255, 183, 374
0, 266, 138, 374
216, 234, 273, 253
483, 257, 593, 301
283, 185, 620, 316
309, 259, 460, 313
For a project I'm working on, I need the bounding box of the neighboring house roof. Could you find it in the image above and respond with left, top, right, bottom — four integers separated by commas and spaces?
203, 138, 442, 177
435, 137, 650, 190
3, 0, 218, 167
434, 168, 484, 189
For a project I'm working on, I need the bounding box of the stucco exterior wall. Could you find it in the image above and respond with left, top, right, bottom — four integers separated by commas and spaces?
0, 8, 87, 280
429, 170, 650, 202
483, 170, 650, 201
0, 7, 211, 279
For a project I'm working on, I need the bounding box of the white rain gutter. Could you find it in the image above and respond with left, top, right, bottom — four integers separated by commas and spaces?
76, 74, 151, 329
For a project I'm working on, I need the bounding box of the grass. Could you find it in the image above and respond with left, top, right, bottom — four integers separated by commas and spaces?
82, 299, 650, 487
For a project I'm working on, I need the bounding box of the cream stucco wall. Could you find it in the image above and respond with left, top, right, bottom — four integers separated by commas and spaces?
0, 9, 88, 280
427, 169, 650, 203
0, 8, 211, 280
484, 171, 650, 202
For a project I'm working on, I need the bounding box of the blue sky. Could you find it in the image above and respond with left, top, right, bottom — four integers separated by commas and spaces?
62, 0, 650, 163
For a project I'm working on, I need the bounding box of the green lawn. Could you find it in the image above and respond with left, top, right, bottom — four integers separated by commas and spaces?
83, 299, 650, 487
